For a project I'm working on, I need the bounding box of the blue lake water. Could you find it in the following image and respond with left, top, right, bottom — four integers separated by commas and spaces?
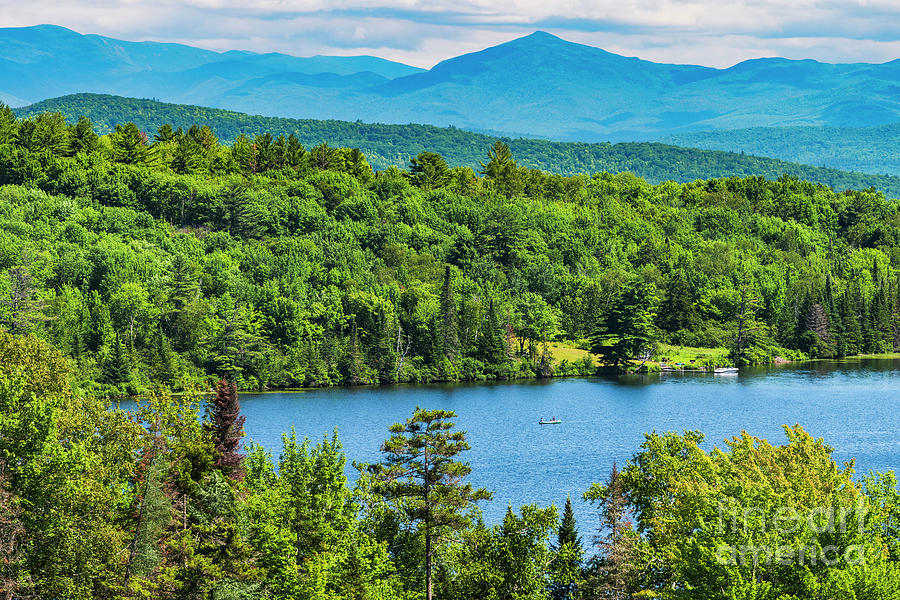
226, 359, 900, 528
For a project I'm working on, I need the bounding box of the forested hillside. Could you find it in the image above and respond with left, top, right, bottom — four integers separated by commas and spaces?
17, 94, 900, 197
663, 123, 900, 177
2, 104, 900, 394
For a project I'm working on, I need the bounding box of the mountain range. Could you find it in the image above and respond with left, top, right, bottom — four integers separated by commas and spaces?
3, 25, 900, 143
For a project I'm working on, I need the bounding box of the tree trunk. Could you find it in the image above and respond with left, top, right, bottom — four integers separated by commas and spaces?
425, 529, 432, 600
424, 445, 432, 600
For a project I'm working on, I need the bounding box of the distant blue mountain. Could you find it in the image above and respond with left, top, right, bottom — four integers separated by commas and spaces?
0, 24, 422, 103
2, 25, 900, 141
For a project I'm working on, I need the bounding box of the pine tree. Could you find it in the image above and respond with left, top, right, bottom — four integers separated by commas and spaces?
584, 462, 635, 599
892, 276, 900, 351
477, 297, 508, 368
590, 282, 657, 369
875, 280, 893, 351
368, 407, 491, 600
841, 290, 862, 356
0, 102, 18, 144
110, 122, 149, 164
859, 290, 876, 354
101, 333, 132, 387
550, 496, 584, 600
205, 379, 246, 480
538, 343, 554, 378
440, 265, 459, 361
344, 320, 365, 385
657, 268, 696, 333
371, 307, 397, 383
804, 302, 834, 358
409, 151, 452, 190
70, 116, 99, 154
150, 326, 178, 384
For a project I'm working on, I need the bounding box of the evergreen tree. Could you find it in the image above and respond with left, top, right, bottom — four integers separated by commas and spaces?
231, 133, 255, 174
583, 462, 635, 599
371, 307, 397, 383
409, 151, 452, 190
367, 407, 491, 600
0, 266, 48, 335
150, 326, 178, 384
859, 290, 876, 353
205, 378, 246, 480
657, 268, 696, 334
154, 123, 181, 143
110, 122, 149, 164
70, 116, 99, 154
440, 265, 460, 361
343, 320, 365, 385
285, 134, 305, 168
477, 297, 508, 368
875, 280, 893, 351
100, 333, 132, 387
0, 102, 18, 144
731, 281, 764, 365
28, 112, 71, 156
480, 141, 523, 198
841, 290, 862, 356
549, 496, 584, 600
171, 136, 203, 174
590, 282, 657, 369
803, 302, 835, 358
343, 147, 374, 182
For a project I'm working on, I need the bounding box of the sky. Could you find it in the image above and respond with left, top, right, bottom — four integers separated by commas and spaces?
2, 1, 900, 69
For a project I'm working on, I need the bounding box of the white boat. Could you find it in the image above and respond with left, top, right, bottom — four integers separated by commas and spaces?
713, 367, 739, 374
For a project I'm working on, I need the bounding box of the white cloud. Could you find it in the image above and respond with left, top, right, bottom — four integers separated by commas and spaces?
0, 0, 899, 68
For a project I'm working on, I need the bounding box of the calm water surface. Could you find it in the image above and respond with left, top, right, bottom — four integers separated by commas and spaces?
233, 359, 900, 526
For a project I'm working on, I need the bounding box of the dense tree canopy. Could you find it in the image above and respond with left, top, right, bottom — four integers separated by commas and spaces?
2, 105, 900, 391
15, 94, 900, 196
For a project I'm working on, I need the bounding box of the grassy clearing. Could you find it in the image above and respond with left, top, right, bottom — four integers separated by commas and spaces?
545, 341, 594, 365
651, 344, 730, 367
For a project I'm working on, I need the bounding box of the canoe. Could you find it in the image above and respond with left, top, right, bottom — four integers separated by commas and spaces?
539, 419, 561, 424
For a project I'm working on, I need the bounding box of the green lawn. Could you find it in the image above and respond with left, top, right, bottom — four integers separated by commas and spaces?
652, 344, 731, 368
545, 341, 594, 365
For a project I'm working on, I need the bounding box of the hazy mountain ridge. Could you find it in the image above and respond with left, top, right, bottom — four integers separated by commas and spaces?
661, 123, 900, 177
4, 25, 900, 163
0, 24, 423, 104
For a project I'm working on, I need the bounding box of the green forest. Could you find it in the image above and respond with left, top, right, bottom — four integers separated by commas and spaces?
8, 91, 900, 600
4, 338, 900, 599
17, 94, 900, 197
663, 123, 900, 178
2, 104, 900, 394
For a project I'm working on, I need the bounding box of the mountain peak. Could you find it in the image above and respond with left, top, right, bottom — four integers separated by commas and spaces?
503, 30, 580, 49
520, 30, 563, 41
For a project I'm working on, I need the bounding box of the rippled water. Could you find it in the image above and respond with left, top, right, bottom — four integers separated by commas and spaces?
232, 358, 900, 526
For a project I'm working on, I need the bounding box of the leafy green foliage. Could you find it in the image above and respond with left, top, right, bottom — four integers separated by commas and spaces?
4, 328, 900, 598
16, 94, 900, 196
597, 425, 900, 599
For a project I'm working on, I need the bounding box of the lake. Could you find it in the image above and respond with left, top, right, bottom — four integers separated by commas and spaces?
235, 358, 900, 530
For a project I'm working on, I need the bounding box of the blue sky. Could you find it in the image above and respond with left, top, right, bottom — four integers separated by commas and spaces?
2, 1, 899, 68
